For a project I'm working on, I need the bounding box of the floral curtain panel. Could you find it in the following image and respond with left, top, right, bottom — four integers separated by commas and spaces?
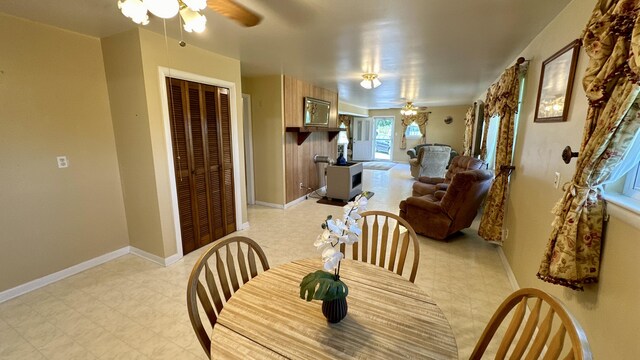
537, 0, 640, 290
399, 113, 429, 149
463, 103, 476, 156
478, 64, 522, 244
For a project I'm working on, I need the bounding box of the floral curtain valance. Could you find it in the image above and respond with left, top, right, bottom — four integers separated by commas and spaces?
478, 63, 523, 244
537, 0, 640, 290
400, 112, 429, 150
463, 103, 476, 156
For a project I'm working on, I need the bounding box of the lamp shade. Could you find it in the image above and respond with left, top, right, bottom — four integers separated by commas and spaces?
118, 0, 149, 25
360, 74, 381, 89
144, 0, 179, 18
183, 0, 207, 11
180, 7, 207, 32
337, 124, 349, 145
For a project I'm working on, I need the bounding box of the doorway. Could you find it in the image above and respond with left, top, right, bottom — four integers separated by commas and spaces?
352, 117, 374, 161
373, 117, 394, 160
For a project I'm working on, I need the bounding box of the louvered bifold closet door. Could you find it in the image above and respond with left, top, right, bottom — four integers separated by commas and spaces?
167, 78, 236, 255
203, 85, 225, 240
186, 82, 214, 250
167, 78, 198, 254
218, 88, 236, 233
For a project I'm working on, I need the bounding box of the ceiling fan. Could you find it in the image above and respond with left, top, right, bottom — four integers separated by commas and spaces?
118, 0, 262, 33
398, 101, 428, 116
207, 0, 262, 27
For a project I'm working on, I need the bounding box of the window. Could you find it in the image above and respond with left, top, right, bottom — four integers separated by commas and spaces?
623, 162, 640, 200
405, 122, 421, 139
483, 115, 501, 170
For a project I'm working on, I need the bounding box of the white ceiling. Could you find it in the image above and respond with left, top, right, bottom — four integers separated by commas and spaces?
0, 0, 571, 109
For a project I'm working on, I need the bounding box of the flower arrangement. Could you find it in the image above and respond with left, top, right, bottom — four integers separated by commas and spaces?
299, 192, 371, 303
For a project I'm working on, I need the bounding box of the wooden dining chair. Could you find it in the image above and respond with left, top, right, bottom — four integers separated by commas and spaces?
186, 236, 270, 359
340, 210, 420, 282
470, 288, 592, 360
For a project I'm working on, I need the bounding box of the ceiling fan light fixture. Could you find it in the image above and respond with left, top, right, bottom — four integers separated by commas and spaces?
180, 7, 207, 33
400, 102, 418, 116
360, 73, 381, 89
143, 0, 179, 19
182, 0, 207, 11
118, 0, 149, 25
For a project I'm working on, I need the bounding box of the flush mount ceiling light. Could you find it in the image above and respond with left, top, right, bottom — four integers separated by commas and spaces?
118, 0, 207, 32
400, 102, 418, 116
360, 73, 382, 89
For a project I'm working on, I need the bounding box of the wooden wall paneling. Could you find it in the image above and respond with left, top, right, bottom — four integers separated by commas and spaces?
283, 76, 339, 203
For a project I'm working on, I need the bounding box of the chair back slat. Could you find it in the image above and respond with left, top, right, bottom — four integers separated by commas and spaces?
496, 297, 527, 359
204, 263, 224, 313
247, 247, 258, 277
215, 251, 232, 301
378, 217, 389, 268
194, 282, 213, 352
196, 281, 218, 326
225, 245, 240, 292
370, 215, 379, 265
387, 223, 400, 272
512, 298, 543, 358
526, 308, 556, 360
236, 244, 250, 284
187, 236, 270, 359
396, 232, 410, 277
470, 288, 592, 360
360, 217, 369, 262
341, 211, 419, 283
544, 326, 568, 360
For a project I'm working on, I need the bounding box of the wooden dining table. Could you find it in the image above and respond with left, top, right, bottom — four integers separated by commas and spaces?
210, 258, 458, 359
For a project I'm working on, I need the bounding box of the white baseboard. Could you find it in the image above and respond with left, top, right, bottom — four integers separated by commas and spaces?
239, 222, 250, 230
254, 201, 285, 209
497, 246, 520, 291
129, 246, 180, 266
284, 195, 308, 209
0, 247, 129, 303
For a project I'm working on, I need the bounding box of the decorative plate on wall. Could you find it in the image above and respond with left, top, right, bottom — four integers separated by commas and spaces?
444, 116, 453, 124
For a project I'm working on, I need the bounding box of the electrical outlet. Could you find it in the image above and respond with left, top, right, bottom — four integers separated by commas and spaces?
553, 172, 561, 189
502, 229, 509, 240
56, 156, 69, 168
299, 182, 304, 189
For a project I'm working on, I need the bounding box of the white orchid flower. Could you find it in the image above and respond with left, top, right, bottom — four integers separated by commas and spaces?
349, 224, 362, 236
345, 232, 358, 245
322, 247, 344, 271
314, 229, 332, 249
327, 219, 347, 234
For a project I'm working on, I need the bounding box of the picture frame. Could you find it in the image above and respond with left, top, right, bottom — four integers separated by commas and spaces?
303, 97, 331, 127
534, 39, 581, 123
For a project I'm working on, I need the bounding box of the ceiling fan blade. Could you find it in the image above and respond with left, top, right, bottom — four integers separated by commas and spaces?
207, 0, 262, 27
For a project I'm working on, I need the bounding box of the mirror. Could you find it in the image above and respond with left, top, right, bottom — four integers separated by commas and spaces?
304, 97, 331, 126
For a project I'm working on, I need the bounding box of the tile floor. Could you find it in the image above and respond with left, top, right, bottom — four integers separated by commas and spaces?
0, 163, 513, 359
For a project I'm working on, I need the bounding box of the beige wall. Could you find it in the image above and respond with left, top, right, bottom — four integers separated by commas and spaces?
242, 76, 285, 205
369, 105, 468, 162
0, 14, 129, 291
138, 29, 246, 257
338, 101, 369, 117
500, 0, 640, 357
102, 28, 247, 258
102, 30, 164, 257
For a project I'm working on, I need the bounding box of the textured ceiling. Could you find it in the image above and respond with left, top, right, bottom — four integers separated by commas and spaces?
0, 0, 573, 108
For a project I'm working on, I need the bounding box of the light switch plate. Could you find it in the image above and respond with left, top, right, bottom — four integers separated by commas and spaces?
57, 156, 68, 168
553, 172, 561, 189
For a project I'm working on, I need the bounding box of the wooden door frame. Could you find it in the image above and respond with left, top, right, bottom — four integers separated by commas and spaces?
158, 67, 244, 259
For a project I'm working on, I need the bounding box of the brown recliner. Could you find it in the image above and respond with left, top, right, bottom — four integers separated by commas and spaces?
412, 155, 485, 197
399, 169, 494, 240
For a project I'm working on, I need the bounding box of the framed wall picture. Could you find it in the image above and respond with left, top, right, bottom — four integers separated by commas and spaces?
534, 39, 581, 123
